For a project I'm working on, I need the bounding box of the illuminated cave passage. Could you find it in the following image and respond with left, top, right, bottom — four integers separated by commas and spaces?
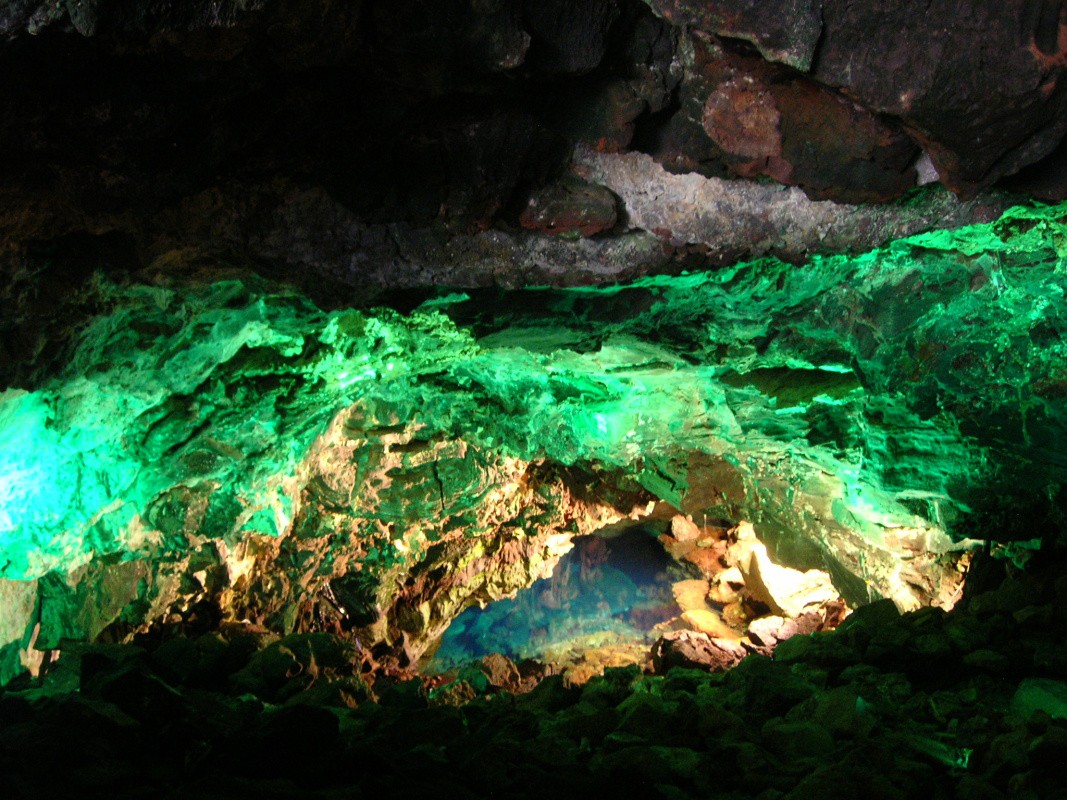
4, 3, 1067, 797
424, 515, 849, 682
426, 525, 684, 672
2, 201, 1066, 682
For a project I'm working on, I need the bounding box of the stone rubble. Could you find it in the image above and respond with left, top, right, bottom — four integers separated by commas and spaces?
2, 550, 1065, 798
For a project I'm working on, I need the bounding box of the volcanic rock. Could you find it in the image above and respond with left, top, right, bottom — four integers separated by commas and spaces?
810, 0, 1067, 195
650, 629, 747, 672
519, 177, 618, 236
646, 0, 823, 71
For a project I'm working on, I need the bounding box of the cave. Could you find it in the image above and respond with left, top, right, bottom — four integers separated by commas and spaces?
426, 524, 684, 676
2, 2, 1067, 798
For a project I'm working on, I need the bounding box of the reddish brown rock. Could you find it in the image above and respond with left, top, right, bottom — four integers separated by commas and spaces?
647, 1, 1067, 197
480, 653, 522, 690
811, 0, 1067, 196
519, 177, 619, 237
688, 35, 919, 202
650, 629, 747, 673
701, 75, 782, 169
647, 0, 823, 71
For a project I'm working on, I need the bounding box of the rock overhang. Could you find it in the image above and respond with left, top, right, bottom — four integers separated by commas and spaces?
1, 201, 1064, 683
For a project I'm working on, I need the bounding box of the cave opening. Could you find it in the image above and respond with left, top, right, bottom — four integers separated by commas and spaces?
425, 524, 683, 674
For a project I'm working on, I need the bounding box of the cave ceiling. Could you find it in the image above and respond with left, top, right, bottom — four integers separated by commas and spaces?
2, 0, 1065, 291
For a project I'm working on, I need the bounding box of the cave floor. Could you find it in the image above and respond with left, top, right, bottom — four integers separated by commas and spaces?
2, 552, 1065, 800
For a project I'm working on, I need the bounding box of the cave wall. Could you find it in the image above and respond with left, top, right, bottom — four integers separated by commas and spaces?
2, 204, 1065, 683
2, 1, 1067, 685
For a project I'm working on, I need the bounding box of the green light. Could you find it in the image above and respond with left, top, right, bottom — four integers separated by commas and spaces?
0, 202, 1063, 616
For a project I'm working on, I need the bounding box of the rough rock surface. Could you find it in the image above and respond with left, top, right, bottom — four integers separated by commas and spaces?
647, 0, 823, 71
576, 147, 1009, 258
0, 7, 1065, 793
519, 176, 619, 237
651, 629, 747, 672
642, 0, 1067, 197
688, 34, 920, 203
810, 0, 1067, 195
0, 0, 1059, 299
2, 201, 1066, 684
2, 554, 1067, 798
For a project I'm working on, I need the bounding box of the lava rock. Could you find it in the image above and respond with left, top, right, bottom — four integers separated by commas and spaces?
519, 673, 582, 713
647, 0, 823, 71
519, 177, 618, 236
747, 615, 789, 647
651, 630, 747, 673
697, 41, 919, 202
811, 0, 1067, 196
725, 655, 817, 717
521, 0, 620, 75
1013, 679, 1067, 721
575, 146, 1008, 262
761, 718, 836, 762
228, 632, 364, 703
479, 653, 522, 690
838, 598, 901, 637
369, 0, 531, 73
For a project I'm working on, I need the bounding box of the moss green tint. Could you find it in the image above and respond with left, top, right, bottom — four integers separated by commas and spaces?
0, 202, 1065, 586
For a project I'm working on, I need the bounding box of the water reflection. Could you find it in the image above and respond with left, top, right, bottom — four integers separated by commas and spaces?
428, 526, 683, 670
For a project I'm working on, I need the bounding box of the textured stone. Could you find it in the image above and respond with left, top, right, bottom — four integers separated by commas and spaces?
729, 523, 839, 618
575, 147, 1009, 258
837, 600, 901, 637
521, 0, 620, 74
1013, 679, 1067, 721
668, 515, 703, 544
811, 0, 1067, 195
0, 547, 1064, 797
0, 578, 38, 685
746, 615, 788, 647
651, 630, 747, 672
682, 609, 739, 639
646, 0, 822, 70
761, 719, 836, 761
371, 0, 530, 73
479, 653, 521, 689
36, 560, 149, 648
1, 0, 268, 38
0, 0, 1040, 301
519, 177, 618, 237
672, 579, 711, 613
691, 33, 918, 202
3, 201, 1067, 686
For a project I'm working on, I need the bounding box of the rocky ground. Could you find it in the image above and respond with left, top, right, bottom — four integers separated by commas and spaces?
1, 548, 1065, 799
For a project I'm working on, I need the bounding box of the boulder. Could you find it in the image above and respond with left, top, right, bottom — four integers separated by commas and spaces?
651, 630, 747, 673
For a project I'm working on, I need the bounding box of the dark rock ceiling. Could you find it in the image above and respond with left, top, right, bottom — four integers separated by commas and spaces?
1, 0, 1065, 296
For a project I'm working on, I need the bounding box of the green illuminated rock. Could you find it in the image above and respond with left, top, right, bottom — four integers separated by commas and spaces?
1, 202, 1065, 683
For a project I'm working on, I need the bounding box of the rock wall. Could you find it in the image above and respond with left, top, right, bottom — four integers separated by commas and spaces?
0, 0, 1062, 294
2, 201, 1065, 683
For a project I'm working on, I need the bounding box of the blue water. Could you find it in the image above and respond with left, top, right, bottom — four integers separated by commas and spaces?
427, 527, 681, 670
